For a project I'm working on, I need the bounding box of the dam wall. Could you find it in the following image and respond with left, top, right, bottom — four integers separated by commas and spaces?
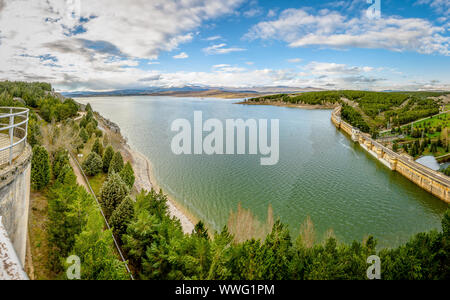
0, 144, 32, 265
332, 107, 450, 203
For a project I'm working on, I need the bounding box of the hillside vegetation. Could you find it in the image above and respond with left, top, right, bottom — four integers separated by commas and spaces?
1, 81, 449, 280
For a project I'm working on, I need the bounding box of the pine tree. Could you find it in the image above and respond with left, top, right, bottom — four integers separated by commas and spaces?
82, 152, 103, 176
109, 151, 124, 174
194, 221, 209, 240
56, 164, 77, 186
119, 162, 135, 190
31, 145, 51, 190
102, 146, 114, 173
79, 128, 89, 143
52, 149, 69, 180
110, 196, 135, 238
91, 138, 103, 156
100, 172, 129, 219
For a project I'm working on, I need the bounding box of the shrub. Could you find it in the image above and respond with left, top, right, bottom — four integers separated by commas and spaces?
52, 149, 70, 180
92, 138, 103, 156
79, 128, 89, 143
86, 122, 96, 138
102, 146, 114, 173
110, 196, 135, 238
100, 172, 129, 219
83, 152, 103, 176
119, 162, 135, 190
109, 151, 124, 174
31, 145, 51, 190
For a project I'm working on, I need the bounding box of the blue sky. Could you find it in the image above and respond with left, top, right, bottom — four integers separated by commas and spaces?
0, 0, 448, 91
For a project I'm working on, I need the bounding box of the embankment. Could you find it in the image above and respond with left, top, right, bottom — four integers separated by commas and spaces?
94, 113, 196, 234
332, 106, 450, 203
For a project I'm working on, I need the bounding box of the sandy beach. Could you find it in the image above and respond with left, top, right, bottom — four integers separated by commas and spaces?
95, 113, 196, 234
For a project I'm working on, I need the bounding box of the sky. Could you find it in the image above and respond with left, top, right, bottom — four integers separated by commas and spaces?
0, 0, 449, 92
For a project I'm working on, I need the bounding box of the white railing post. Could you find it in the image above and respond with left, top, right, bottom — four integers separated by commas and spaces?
8, 108, 14, 165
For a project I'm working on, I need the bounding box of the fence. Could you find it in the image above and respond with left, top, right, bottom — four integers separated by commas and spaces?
0, 107, 29, 168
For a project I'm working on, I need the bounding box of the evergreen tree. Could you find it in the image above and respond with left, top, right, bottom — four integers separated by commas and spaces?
86, 122, 96, 138
56, 164, 77, 186
69, 210, 129, 280
31, 145, 51, 190
109, 151, 124, 174
194, 221, 209, 240
119, 162, 135, 190
102, 146, 115, 173
79, 128, 89, 143
82, 152, 103, 176
91, 138, 103, 156
110, 196, 135, 238
52, 149, 69, 180
100, 172, 129, 219
392, 142, 398, 153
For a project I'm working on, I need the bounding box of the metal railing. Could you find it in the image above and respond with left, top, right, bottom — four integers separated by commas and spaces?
0, 107, 29, 167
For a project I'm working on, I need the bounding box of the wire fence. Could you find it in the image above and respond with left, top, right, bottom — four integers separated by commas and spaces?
69, 152, 135, 280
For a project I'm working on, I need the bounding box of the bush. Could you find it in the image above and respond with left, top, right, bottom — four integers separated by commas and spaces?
110, 196, 135, 238
31, 145, 51, 190
119, 162, 135, 190
83, 152, 103, 176
79, 128, 89, 143
52, 149, 70, 180
86, 122, 96, 138
109, 151, 124, 174
56, 164, 77, 186
102, 146, 114, 173
100, 172, 129, 219
92, 138, 103, 156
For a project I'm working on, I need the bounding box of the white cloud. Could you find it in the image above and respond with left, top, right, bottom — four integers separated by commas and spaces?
243, 8, 263, 18
203, 43, 246, 55
245, 8, 450, 56
205, 35, 222, 41
305, 62, 374, 76
173, 52, 189, 59
212, 64, 246, 72
287, 58, 302, 63
0, 0, 244, 89
416, 0, 450, 15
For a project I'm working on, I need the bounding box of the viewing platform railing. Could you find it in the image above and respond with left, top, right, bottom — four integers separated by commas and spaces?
0, 107, 29, 167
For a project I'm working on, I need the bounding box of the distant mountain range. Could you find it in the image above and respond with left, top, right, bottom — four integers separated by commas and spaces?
61, 86, 323, 98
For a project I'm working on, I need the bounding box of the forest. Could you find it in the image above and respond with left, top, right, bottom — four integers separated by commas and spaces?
2, 81, 449, 280
248, 90, 447, 133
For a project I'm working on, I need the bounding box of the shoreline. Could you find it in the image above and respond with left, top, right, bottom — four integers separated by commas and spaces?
236, 101, 338, 110
94, 112, 196, 234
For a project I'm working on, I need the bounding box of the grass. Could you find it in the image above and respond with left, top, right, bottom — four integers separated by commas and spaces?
27, 190, 57, 280
87, 172, 107, 197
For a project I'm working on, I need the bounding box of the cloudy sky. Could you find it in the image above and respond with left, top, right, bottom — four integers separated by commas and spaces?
0, 0, 449, 92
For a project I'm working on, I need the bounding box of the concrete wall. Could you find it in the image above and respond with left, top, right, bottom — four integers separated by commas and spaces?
0, 144, 32, 265
332, 107, 450, 203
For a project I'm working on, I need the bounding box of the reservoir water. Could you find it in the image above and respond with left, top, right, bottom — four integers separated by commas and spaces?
78, 96, 448, 248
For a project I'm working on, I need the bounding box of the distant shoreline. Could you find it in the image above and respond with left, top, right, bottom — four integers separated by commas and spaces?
236, 100, 338, 110
70, 90, 264, 99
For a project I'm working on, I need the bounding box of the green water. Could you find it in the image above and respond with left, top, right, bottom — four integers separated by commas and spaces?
78, 96, 448, 248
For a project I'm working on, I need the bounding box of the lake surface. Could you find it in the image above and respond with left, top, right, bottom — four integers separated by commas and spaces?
78, 96, 448, 248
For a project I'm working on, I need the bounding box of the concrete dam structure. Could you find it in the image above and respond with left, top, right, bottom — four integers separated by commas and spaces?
0, 107, 30, 280
332, 106, 450, 203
